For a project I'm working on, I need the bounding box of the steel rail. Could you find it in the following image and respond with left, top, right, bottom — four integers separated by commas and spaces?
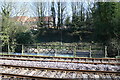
1, 64, 120, 74
1, 54, 120, 60
1, 57, 120, 65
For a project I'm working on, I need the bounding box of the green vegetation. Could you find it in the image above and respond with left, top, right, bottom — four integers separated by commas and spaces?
0, 2, 120, 57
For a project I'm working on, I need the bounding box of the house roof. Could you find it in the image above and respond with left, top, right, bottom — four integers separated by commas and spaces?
13, 16, 53, 22
13, 16, 29, 22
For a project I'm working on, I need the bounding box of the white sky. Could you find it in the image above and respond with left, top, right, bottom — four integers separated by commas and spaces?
0, 0, 119, 17
0, 0, 120, 2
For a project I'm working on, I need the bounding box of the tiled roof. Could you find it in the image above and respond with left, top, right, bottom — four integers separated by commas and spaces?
13, 16, 53, 22
13, 16, 29, 22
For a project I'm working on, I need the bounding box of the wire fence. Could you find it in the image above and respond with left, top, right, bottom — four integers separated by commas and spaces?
1, 43, 107, 58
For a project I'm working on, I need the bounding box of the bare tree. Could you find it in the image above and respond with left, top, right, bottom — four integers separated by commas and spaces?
31, 2, 46, 27
71, 2, 77, 24
57, 2, 66, 29
51, 2, 56, 27
57, 2, 60, 29
60, 2, 66, 27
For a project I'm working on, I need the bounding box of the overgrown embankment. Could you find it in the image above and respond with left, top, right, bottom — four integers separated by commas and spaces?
35, 28, 92, 43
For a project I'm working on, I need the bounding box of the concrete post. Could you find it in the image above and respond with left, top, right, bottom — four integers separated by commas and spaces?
89, 45, 92, 58
37, 44, 38, 55
105, 46, 107, 58
74, 46, 76, 58
22, 44, 24, 55
8, 43, 10, 54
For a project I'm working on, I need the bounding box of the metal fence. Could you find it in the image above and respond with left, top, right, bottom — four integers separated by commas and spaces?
1, 43, 106, 58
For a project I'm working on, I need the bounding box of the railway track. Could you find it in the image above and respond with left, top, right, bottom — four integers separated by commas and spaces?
1, 54, 120, 79
1, 57, 120, 65
1, 64, 120, 80
0, 54, 120, 65
1, 59, 120, 72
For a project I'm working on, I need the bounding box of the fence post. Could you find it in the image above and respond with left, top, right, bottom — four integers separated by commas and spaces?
105, 46, 107, 58
8, 43, 10, 54
89, 45, 92, 58
55, 45, 57, 57
118, 50, 120, 56
22, 44, 24, 55
37, 44, 39, 55
74, 46, 76, 58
